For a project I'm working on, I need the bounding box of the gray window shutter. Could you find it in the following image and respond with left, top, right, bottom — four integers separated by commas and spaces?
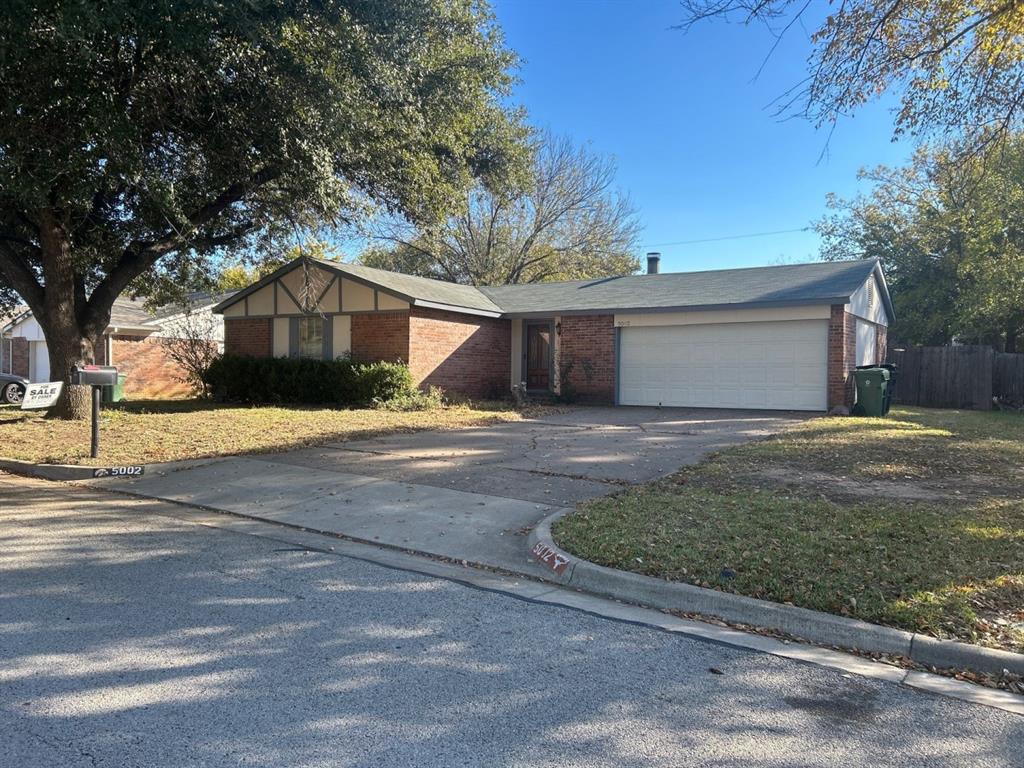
322, 316, 333, 360
289, 318, 300, 358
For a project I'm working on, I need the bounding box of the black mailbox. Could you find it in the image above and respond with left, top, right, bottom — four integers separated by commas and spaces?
71, 365, 118, 387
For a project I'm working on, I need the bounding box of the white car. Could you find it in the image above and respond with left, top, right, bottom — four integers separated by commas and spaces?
1, 373, 28, 405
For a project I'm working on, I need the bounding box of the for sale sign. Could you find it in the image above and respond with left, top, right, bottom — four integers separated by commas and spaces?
20, 381, 63, 410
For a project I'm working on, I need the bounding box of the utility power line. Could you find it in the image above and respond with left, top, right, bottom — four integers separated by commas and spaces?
642, 226, 812, 248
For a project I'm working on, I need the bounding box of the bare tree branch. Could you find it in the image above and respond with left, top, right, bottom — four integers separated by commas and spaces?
366, 131, 641, 285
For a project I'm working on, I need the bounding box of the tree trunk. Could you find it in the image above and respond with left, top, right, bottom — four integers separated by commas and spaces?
35, 209, 102, 420
46, 330, 95, 420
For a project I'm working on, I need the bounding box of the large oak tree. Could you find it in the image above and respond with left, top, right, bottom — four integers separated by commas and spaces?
0, 0, 527, 417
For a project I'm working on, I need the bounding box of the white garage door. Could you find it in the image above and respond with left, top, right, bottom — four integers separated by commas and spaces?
618, 320, 828, 411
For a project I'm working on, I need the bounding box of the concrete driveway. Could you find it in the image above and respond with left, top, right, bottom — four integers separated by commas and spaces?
90, 407, 807, 573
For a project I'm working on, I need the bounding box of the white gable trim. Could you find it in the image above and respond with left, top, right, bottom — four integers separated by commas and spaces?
848, 272, 889, 326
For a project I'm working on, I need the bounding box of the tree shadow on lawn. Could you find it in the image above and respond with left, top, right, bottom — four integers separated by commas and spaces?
1, 397, 523, 466
106, 398, 519, 415
2, 490, 1021, 767
107, 398, 236, 414
562, 473, 1024, 652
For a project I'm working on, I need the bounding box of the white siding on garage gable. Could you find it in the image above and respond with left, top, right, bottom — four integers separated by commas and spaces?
855, 318, 878, 366
848, 273, 888, 326
619, 319, 828, 411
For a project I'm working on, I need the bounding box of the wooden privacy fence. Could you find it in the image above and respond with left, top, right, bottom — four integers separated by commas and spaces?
994, 351, 1024, 404
886, 345, 1024, 410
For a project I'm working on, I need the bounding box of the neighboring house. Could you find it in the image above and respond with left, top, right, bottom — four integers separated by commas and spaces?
213, 255, 892, 412
1, 292, 235, 398
0, 306, 27, 376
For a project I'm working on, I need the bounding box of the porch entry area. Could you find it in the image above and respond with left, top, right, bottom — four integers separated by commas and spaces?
523, 320, 553, 392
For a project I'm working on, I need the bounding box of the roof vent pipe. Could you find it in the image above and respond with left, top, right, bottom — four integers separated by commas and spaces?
646, 252, 661, 274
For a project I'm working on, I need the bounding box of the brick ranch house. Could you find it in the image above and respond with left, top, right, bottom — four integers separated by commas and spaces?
1, 292, 235, 398
214, 256, 893, 412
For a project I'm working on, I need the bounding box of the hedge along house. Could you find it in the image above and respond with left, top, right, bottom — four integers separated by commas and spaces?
213, 256, 893, 411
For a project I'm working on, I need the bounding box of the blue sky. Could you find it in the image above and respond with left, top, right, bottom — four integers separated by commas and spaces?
492, 0, 916, 273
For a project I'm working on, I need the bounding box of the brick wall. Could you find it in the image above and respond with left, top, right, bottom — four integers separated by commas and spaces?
876, 324, 888, 364
351, 311, 410, 364
828, 305, 857, 409
557, 314, 616, 404
224, 317, 272, 357
408, 307, 510, 399
110, 334, 194, 399
7, 337, 29, 377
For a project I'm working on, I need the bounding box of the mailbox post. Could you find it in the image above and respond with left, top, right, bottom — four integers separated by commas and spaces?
70, 365, 118, 458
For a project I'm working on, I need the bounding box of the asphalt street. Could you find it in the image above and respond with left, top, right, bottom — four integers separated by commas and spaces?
1, 474, 1021, 767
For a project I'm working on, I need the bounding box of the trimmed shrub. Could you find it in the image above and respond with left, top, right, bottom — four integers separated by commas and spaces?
353, 360, 417, 405
374, 385, 445, 412
203, 354, 415, 407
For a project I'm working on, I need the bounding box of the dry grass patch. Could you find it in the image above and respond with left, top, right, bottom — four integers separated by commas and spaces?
0, 399, 523, 466
555, 407, 1024, 653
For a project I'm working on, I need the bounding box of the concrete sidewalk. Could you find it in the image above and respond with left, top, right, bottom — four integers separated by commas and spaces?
86, 407, 804, 574
88, 454, 561, 573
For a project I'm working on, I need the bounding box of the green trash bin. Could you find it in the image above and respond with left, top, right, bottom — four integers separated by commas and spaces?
852, 367, 890, 417
102, 373, 127, 404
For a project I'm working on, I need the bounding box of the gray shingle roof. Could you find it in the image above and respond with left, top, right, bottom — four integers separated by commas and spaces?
214, 257, 888, 319
320, 260, 503, 314
150, 291, 239, 321
480, 259, 883, 315
4, 296, 203, 333
107, 297, 156, 328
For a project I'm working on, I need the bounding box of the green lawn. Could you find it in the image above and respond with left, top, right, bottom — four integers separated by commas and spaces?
554, 407, 1024, 653
0, 399, 523, 466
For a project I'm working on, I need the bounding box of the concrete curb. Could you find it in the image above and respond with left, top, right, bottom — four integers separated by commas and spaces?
528, 508, 1024, 677
0, 457, 99, 481
0, 455, 232, 484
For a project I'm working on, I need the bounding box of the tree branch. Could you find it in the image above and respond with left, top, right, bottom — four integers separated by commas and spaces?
84, 166, 280, 329
0, 241, 44, 314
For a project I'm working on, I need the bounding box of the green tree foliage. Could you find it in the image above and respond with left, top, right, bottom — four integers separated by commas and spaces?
0, 0, 528, 417
215, 241, 334, 292
362, 132, 641, 285
679, 2, 1024, 149
818, 138, 1024, 351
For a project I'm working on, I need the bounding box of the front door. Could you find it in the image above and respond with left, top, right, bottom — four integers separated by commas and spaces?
525, 323, 551, 390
